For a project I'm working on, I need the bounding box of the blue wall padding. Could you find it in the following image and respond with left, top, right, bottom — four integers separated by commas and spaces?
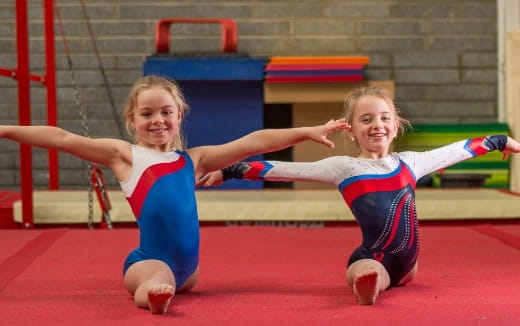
143, 56, 267, 80
143, 56, 267, 189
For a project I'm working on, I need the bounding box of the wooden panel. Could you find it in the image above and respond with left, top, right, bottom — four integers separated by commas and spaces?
507, 31, 520, 192
269, 81, 394, 189
11, 189, 520, 224
264, 80, 394, 104
291, 103, 358, 189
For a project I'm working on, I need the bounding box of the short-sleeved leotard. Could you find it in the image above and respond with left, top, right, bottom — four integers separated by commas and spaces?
233, 136, 506, 286
120, 145, 200, 288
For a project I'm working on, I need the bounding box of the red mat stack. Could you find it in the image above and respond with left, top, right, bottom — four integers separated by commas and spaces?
265, 56, 369, 83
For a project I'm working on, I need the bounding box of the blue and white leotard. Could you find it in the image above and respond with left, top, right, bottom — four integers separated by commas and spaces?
233, 136, 507, 286
120, 145, 199, 288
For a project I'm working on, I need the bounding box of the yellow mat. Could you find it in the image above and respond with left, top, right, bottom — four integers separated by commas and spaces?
12, 189, 520, 225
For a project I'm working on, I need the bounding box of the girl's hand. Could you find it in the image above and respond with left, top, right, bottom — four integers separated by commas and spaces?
310, 118, 351, 149
502, 137, 520, 160
196, 170, 224, 187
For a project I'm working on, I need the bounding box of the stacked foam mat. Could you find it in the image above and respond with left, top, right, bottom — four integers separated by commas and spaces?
265, 56, 369, 83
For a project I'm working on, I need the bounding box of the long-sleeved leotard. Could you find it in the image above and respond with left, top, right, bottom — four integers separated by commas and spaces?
120, 145, 200, 288
226, 136, 507, 286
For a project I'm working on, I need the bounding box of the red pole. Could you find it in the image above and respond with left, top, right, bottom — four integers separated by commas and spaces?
16, 0, 34, 228
44, 0, 59, 190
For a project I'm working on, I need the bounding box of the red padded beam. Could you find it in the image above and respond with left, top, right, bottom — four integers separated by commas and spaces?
155, 18, 237, 54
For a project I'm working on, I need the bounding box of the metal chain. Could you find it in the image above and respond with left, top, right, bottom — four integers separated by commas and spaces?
78, 0, 126, 141
69, 59, 95, 229
55, 4, 95, 229
92, 168, 113, 229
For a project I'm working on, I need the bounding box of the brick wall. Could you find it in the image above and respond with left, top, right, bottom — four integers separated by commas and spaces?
0, 0, 498, 189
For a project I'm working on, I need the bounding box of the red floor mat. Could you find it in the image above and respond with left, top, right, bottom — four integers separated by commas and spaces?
0, 224, 519, 325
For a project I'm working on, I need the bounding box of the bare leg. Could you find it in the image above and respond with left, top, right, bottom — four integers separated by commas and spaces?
124, 259, 176, 314
346, 259, 391, 305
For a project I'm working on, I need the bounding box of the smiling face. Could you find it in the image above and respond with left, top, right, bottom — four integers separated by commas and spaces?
348, 95, 399, 159
124, 75, 189, 151
130, 87, 182, 151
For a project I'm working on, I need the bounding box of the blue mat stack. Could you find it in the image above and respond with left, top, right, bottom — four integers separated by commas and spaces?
143, 55, 268, 190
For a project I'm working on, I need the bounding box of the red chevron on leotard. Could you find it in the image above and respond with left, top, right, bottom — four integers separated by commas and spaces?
127, 156, 186, 218
381, 192, 411, 250
340, 162, 416, 207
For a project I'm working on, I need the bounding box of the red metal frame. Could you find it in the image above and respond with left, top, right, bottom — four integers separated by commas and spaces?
16, 0, 33, 228
0, 0, 58, 228
44, 0, 58, 190
155, 18, 237, 54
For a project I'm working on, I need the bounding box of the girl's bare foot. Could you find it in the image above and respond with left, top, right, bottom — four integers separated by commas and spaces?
148, 283, 175, 314
353, 269, 379, 305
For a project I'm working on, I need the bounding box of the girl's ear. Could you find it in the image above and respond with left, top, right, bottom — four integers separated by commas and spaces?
393, 120, 400, 138
346, 129, 355, 142
128, 116, 136, 129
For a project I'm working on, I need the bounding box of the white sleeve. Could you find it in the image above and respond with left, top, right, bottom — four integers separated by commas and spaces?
260, 156, 348, 186
399, 140, 477, 179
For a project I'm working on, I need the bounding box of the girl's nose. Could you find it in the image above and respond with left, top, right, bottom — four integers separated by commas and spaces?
372, 119, 384, 128
152, 113, 164, 124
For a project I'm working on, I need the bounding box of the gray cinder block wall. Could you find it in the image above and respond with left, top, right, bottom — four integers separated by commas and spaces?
0, 0, 497, 189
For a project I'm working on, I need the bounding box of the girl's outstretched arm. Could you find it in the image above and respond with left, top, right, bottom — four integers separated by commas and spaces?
198, 135, 520, 188
197, 157, 347, 188
187, 119, 349, 178
399, 135, 520, 181
0, 126, 131, 174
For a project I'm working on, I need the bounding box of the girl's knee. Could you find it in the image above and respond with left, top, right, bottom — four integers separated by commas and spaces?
124, 259, 175, 294
399, 262, 418, 285
176, 267, 199, 294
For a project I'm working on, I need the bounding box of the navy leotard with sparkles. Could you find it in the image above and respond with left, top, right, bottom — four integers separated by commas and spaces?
339, 160, 418, 286
120, 145, 199, 288
235, 136, 506, 286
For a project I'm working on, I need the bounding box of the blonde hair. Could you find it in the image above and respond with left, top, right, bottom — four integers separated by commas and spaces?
343, 85, 410, 137
123, 75, 190, 150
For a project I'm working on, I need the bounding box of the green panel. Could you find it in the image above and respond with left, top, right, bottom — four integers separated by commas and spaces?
396, 133, 510, 150
427, 170, 509, 188
448, 161, 509, 169
397, 123, 511, 189
410, 123, 509, 133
